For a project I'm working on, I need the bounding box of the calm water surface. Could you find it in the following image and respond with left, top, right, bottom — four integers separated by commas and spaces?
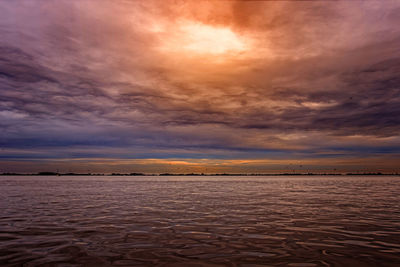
1, 175, 400, 266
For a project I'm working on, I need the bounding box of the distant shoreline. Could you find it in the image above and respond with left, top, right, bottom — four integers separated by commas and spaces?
1, 172, 399, 176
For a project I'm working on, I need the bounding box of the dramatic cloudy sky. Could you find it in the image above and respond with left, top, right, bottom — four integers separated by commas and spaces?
1, 0, 399, 173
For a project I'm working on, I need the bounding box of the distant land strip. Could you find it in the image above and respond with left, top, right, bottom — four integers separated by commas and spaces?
1, 172, 399, 176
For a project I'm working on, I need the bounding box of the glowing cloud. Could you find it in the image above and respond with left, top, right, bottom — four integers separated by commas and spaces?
181, 22, 245, 55
159, 20, 246, 58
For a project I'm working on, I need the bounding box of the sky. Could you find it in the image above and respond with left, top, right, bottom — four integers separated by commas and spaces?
0, 0, 399, 174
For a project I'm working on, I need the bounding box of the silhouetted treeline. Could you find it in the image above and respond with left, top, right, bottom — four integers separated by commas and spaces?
0, 172, 398, 176
111, 173, 145, 176
345, 172, 384, 175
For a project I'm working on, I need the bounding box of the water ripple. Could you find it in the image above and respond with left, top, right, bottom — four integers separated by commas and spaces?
0, 176, 400, 266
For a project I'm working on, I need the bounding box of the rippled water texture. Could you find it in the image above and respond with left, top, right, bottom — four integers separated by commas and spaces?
1, 176, 400, 266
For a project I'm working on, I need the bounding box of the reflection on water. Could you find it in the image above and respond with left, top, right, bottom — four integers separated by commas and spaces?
1, 175, 400, 266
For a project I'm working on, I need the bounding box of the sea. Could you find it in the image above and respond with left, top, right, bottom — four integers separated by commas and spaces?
1, 175, 400, 266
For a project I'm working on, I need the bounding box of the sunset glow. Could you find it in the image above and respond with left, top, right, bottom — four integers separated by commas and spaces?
158, 20, 248, 61
1, 2, 400, 266
0, 1, 399, 173
180, 22, 246, 55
